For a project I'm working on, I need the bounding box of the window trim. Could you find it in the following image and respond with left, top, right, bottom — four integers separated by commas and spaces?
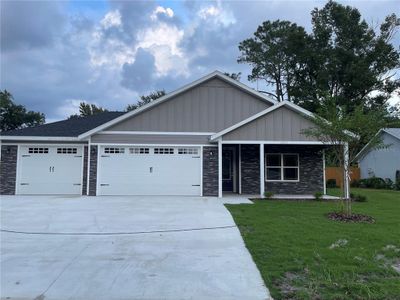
265, 153, 300, 182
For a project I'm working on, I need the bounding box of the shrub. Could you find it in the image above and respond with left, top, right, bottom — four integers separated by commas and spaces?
384, 178, 394, 189
350, 179, 360, 188
358, 177, 387, 189
350, 193, 367, 202
395, 178, 400, 191
326, 179, 337, 188
314, 191, 323, 201
264, 191, 274, 199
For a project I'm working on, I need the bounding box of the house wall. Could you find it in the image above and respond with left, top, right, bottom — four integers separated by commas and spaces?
203, 147, 219, 196
91, 134, 212, 145
89, 145, 98, 196
224, 106, 318, 141
240, 145, 260, 194
359, 133, 400, 182
264, 145, 324, 195
0, 145, 18, 195
106, 78, 271, 133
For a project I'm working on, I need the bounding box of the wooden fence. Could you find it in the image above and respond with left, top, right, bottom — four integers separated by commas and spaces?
325, 167, 360, 188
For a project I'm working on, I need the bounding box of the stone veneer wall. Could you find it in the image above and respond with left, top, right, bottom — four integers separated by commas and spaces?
241, 144, 260, 194
265, 145, 324, 195
0, 145, 18, 195
89, 145, 98, 196
82, 146, 88, 195
202, 146, 218, 196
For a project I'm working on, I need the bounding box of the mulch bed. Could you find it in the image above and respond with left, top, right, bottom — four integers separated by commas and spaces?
327, 212, 375, 223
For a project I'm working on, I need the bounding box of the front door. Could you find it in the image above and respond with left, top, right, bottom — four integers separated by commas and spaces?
222, 147, 236, 192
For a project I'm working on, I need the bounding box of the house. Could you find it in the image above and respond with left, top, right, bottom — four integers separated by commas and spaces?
0, 71, 336, 197
355, 128, 400, 182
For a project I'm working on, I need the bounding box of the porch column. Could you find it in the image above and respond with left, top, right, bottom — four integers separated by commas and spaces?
343, 142, 350, 199
260, 143, 265, 198
218, 139, 222, 198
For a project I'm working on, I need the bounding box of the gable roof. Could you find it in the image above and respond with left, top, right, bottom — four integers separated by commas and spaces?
1, 112, 125, 140
210, 101, 314, 141
78, 71, 278, 139
354, 128, 400, 161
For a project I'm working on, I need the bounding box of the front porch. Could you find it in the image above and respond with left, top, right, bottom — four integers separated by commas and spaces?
218, 143, 330, 198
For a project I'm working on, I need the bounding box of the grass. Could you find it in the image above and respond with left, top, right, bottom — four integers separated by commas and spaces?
225, 188, 400, 299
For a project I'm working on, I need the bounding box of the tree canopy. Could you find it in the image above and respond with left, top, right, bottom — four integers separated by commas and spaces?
126, 90, 166, 112
0, 90, 45, 131
238, 1, 400, 114
69, 102, 108, 119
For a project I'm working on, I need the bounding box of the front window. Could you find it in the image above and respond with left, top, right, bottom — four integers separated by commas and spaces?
266, 154, 299, 181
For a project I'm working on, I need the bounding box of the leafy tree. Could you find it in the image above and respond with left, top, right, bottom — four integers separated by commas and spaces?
303, 98, 400, 216
238, 1, 400, 113
0, 90, 45, 131
224, 72, 242, 81
126, 90, 166, 112
68, 102, 108, 119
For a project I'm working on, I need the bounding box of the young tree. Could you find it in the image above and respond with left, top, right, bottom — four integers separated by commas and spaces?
126, 90, 166, 112
0, 90, 45, 131
303, 98, 400, 216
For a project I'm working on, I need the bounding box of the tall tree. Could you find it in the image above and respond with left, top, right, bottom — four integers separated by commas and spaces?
69, 102, 108, 119
238, 1, 400, 113
224, 72, 242, 81
0, 90, 45, 131
126, 90, 166, 112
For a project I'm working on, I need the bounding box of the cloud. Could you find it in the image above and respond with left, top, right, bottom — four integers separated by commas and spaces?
0, 1, 65, 51
100, 10, 122, 29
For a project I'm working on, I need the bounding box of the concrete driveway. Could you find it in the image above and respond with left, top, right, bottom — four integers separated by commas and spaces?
0, 196, 270, 300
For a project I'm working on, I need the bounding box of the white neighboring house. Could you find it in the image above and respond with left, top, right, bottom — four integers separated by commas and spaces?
355, 128, 400, 182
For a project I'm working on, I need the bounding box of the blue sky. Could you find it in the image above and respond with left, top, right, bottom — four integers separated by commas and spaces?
1, 0, 399, 122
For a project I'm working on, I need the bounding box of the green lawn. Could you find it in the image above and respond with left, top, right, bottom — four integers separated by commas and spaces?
226, 189, 400, 299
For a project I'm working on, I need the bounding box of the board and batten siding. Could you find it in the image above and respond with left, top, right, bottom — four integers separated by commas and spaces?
106, 78, 271, 133
223, 106, 318, 141
91, 134, 212, 145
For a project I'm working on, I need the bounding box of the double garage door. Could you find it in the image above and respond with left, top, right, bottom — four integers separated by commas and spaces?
98, 146, 201, 196
17, 145, 83, 195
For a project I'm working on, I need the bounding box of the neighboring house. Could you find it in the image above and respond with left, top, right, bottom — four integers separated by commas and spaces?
0, 71, 333, 197
355, 128, 400, 182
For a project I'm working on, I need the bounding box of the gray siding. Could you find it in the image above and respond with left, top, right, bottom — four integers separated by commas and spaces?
91, 134, 212, 145
224, 106, 317, 141
0, 145, 17, 195
106, 78, 271, 132
359, 133, 400, 182
264, 145, 324, 195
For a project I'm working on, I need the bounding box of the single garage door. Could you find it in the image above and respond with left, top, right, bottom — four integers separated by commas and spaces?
98, 146, 201, 196
17, 146, 83, 195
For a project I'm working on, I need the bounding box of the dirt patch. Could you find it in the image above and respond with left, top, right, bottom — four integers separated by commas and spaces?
327, 212, 375, 223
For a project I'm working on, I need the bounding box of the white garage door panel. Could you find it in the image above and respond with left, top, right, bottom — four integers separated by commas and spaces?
99, 146, 201, 196
17, 146, 83, 195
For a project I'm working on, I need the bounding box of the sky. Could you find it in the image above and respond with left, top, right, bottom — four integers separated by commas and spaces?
1, 0, 399, 123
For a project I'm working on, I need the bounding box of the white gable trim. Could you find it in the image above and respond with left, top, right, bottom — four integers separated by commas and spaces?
78, 71, 277, 140
210, 101, 312, 141
0, 136, 82, 141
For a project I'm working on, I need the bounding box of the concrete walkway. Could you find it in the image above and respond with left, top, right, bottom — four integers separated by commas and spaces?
0, 196, 270, 300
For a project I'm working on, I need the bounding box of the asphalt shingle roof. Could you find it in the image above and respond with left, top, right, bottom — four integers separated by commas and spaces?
1, 112, 125, 137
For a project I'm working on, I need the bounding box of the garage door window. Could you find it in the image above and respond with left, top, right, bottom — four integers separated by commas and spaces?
154, 148, 174, 154
104, 147, 125, 154
178, 148, 198, 155
129, 147, 149, 154
28, 147, 49, 154
57, 148, 77, 154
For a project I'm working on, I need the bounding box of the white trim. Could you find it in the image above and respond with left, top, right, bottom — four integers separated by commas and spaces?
218, 139, 222, 198
200, 145, 203, 197
15, 145, 21, 195
91, 143, 216, 147
78, 71, 277, 140
238, 144, 242, 194
265, 153, 300, 182
260, 144, 265, 197
0, 136, 82, 141
98, 131, 215, 136
95, 145, 100, 196
221, 140, 333, 145
86, 138, 91, 195
323, 149, 326, 195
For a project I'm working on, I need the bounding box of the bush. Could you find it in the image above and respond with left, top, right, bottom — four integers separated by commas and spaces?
326, 179, 337, 188
358, 177, 388, 189
350, 179, 360, 188
314, 191, 323, 201
395, 178, 400, 191
350, 193, 367, 202
264, 191, 274, 199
